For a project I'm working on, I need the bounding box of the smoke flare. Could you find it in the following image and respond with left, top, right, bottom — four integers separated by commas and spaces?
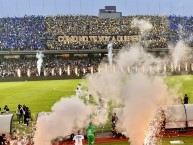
36, 51, 44, 76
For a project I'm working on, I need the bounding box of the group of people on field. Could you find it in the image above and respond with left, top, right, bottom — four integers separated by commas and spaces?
75, 84, 90, 104
16, 104, 31, 126
72, 122, 96, 145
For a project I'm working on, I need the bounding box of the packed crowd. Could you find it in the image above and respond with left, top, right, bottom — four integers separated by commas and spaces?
46, 15, 169, 49
168, 15, 193, 46
1, 56, 193, 78
0, 16, 46, 50
0, 15, 192, 50
0, 56, 102, 77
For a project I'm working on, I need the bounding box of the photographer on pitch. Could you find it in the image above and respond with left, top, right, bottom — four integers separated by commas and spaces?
112, 113, 119, 137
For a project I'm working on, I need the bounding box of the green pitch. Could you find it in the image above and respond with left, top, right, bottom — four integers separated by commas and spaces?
164, 75, 193, 103
0, 79, 83, 114
92, 136, 193, 145
0, 75, 193, 114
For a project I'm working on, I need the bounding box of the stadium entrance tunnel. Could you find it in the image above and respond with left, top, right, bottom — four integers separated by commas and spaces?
165, 104, 193, 130
0, 114, 14, 136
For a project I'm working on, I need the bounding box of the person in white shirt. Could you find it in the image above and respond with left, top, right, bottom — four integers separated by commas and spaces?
77, 84, 82, 95
73, 130, 84, 145
85, 90, 90, 104
75, 87, 81, 98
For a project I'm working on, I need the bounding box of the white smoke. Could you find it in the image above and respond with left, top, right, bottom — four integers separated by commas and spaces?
131, 18, 152, 35
107, 42, 113, 69
33, 97, 93, 145
120, 73, 169, 145
170, 40, 191, 69
87, 60, 174, 145
32, 19, 187, 145
36, 51, 44, 76
86, 19, 179, 145
87, 46, 177, 145
116, 44, 154, 69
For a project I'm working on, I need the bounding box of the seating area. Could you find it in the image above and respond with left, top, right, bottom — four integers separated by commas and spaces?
0, 15, 192, 50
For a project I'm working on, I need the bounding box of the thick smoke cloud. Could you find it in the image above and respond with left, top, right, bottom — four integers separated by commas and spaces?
131, 18, 152, 35
86, 45, 175, 145
170, 40, 191, 69
119, 74, 168, 145
33, 19, 191, 145
36, 51, 44, 76
86, 19, 186, 145
34, 97, 92, 145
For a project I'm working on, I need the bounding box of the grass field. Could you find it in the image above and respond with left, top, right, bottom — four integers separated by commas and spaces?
93, 136, 193, 145
1, 75, 193, 114
92, 136, 193, 145
165, 75, 193, 103
1, 75, 193, 144
0, 79, 83, 114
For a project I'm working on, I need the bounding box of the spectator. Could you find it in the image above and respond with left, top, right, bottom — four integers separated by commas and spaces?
0, 15, 193, 50
0, 15, 179, 50
184, 94, 189, 104
0, 56, 102, 77
3, 105, 9, 114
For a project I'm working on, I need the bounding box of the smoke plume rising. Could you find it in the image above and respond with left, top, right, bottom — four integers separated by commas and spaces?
170, 40, 191, 69
131, 18, 152, 35
119, 74, 168, 145
36, 51, 44, 76
34, 97, 92, 145
86, 19, 180, 145
33, 19, 188, 145
87, 45, 178, 145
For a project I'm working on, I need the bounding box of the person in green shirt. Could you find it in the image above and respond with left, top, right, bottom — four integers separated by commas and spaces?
86, 122, 96, 145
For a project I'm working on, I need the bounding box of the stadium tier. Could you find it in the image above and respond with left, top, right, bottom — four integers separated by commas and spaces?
0, 56, 193, 78
0, 15, 193, 51
0, 57, 102, 77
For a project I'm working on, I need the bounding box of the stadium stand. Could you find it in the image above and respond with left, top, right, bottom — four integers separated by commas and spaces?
0, 56, 102, 77
0, 15, 192, 78
0, 15, 192, 50
0, 16, 46, 50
